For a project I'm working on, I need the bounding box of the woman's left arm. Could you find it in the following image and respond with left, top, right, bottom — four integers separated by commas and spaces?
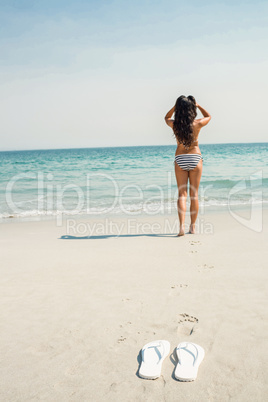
164, 106, 175, 127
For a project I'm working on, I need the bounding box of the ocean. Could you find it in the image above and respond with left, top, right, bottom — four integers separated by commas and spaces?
0, 143, 267, 222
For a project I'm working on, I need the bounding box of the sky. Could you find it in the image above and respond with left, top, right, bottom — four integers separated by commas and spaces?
0, 0, 267, 151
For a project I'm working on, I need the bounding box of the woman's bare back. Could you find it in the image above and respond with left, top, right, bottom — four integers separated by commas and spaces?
165, 102, 211, 155
175, 120, 203, 155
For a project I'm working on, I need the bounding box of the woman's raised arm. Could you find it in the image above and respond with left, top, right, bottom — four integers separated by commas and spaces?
196, 103, 211, 127
164, 105, 175, 126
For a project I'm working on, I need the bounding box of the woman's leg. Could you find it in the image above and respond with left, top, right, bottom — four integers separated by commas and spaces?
188, 159, 203, 234
174, 162, 189, 236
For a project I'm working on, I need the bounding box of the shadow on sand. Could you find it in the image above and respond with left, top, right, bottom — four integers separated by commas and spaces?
60, 233, 177, 240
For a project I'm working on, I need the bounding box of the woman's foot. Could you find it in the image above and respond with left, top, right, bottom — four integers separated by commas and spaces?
189, 223, 195, 234
178, 225, 185, 236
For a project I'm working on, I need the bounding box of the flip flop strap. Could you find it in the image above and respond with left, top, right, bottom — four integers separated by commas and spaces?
177, 343, 199, 366
142, 341, 164, 365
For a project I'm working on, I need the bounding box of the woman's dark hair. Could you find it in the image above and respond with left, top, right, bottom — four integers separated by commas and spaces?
173, 95, 197, 148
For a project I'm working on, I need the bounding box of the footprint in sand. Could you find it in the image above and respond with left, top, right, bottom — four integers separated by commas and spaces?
188, 240, 201, 254
169, 284, 188, 296
119, 322, 132, 328
177, 313, 199, 336
117, 321, 134, 343
171, 284, 188, 289
117, 336, 127, 343
198, 264, 214, 272
110, 382, 119, 392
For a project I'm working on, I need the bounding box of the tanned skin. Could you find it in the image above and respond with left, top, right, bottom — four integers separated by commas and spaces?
165, 102, 211, 236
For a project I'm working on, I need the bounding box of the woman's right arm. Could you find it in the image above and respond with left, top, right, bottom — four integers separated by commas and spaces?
196, 103, 211, 127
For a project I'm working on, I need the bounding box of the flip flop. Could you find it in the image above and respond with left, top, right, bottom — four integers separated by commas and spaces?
139, 340, 170, 380
175, 342, 205, 381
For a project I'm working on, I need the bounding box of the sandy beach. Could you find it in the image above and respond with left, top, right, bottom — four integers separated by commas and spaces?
1, 208, 268, 401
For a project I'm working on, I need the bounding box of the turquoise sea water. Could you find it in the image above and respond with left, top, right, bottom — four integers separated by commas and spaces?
0, 143, 267, 221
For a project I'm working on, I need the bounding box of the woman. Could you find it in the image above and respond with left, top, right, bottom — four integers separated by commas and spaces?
165, 95, 211, 236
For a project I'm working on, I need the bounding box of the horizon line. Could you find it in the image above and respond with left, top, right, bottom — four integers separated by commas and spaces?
0, 141, 267, 153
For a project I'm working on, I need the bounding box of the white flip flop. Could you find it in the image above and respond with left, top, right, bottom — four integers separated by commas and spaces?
175, 342, 205, 381
139, 340, 170, 380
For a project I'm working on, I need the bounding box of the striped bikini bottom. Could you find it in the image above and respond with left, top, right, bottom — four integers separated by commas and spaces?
174, 154, 203, 171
